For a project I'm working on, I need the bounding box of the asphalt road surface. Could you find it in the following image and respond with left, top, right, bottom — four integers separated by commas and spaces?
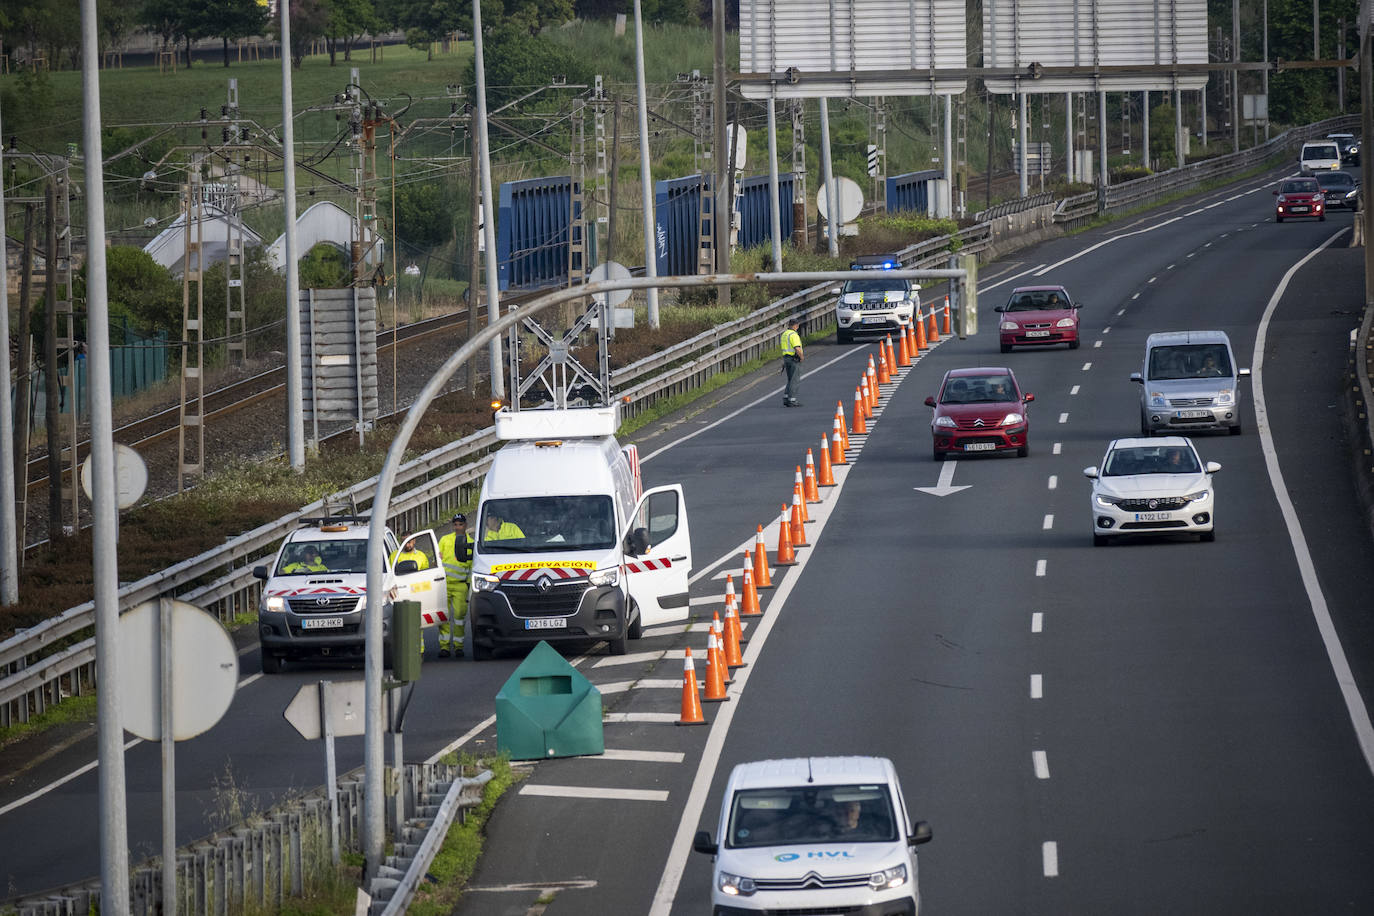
4, 169, 1374, 915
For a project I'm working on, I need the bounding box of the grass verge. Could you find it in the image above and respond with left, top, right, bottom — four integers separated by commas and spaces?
0, 693, 97, 749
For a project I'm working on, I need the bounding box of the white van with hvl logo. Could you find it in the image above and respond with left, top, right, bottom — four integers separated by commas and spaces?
693, 757, 933, 915
465, 405, 692, 659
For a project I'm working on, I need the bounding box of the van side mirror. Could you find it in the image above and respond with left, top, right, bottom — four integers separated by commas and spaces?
253, 565, 269, 580
908, 821, 933, 846
625, 527, 651, 557
1129, 372, 1143, 384
396, 559, 419, 574
693, 830, 718, 855
1237, 367, 1251, 378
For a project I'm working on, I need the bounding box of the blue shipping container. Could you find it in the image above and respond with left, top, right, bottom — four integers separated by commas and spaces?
653, 174, 711, 277
736, 173, 796, 251
886, 170, 944, 215
498, 176, 583, 291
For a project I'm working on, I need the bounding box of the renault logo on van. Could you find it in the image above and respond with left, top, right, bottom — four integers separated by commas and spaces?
537, 576, 554, 594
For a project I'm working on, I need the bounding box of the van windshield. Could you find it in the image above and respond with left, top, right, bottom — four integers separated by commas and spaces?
478, 496, 615, 553
725, 784, 897, 848
1147, 344, 1232, 380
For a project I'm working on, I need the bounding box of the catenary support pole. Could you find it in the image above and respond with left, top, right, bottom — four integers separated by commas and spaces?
0, 99, 17, 605
712, 0, 730, 306
1018, 89, 1028, 197
819, 98, 839, 257
281, 0, 304, 469
766, 96, 783, 269
79, 1, 131, 911
1098, 90, 1108, 188
472, 0, 505, 399
633, 0, 660, 327
1142, 90, 1150, 168
1233, 0, 1240, 153
1066, 92, 1074, 183
944, 94, 954, 216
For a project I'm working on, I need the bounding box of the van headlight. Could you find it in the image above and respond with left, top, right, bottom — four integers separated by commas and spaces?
265, 595, 285, 612
1148, 391, 1168, 408
471, 572, 499, 593
869, 864, 908, 889
718, 872, 756, 896
588, 567, 619, 587
1215, 388, 1234, 405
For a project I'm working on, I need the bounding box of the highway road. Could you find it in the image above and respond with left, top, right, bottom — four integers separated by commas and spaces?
4, 168, 1374, 914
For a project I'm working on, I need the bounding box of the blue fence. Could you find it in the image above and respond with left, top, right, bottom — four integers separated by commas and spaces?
886, 170, 944, 215
736, 173, 796, 250
653, 174, 711, 277
497, 176, 583, 291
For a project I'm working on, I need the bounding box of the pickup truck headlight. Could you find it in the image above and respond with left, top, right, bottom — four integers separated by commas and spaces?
265, 595, 285, 612
718, 872, 756, 897
934, 415, 957, 428
471, 572, 500, 592
588, 567, 619, 587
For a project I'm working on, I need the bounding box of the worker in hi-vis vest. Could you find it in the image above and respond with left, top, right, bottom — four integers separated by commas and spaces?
780, 315, 805, 407
437, 513, 474, 658
390, 536, 430, 656
483, 510, 525, 541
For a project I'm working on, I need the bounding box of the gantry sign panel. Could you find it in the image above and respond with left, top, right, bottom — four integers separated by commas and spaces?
983, 0, 1209, 93
739, 0, 967, 98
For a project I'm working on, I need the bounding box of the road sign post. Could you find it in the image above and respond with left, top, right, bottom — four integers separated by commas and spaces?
284, 679, 366, 864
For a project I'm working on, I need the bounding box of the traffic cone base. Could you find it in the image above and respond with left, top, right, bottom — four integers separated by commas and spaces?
676, 648, 706, 725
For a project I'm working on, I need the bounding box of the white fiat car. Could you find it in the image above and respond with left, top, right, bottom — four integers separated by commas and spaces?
693, 756, 932, 915
1084, 437, 1220, 546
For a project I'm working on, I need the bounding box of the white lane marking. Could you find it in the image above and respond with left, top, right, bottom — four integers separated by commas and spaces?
1058, 412, 1069, 424
1070, 385, 1080, 395
1251, 226, 1374, 776
1093, 340, 1103, 348
983, 262, 1051, 289
1187, 251, 1195, 258
1166, 263, 1175, 270
592, 651, 666, 668
1043, 514, 1054, 530
1043, 841, 1060, 877
1035, 559, 1047, 577
466, 879, 599, 894
1052, 442, 1062, 455
1048, 475, 1058, 489
604, 712, 685, 724
1081, 362, 1092, 371
1204, 241, 1213, 247
1220, 232, 1229, 238
1035, 212, 1184, 275
1116, 308, 1125, 316
0, 737, 141, 818
1131, 292, 1141, 299
688, 597, 717, 606
597, 679, 686, 694
427, 715, 497, 765
1030, 674, 1043, 699
598, 749, 686, 763
1033, 750, 1050, 779
1031, 612, 1043, 633
1148, 276, 1157, 283
520, 785, 671, 802
1102, 327, 1111, 334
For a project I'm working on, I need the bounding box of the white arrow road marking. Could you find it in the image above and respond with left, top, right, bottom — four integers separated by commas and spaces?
913, 460, 971, 497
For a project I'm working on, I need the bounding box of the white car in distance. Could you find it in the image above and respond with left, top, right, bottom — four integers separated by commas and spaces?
1084, 437, 1220, 546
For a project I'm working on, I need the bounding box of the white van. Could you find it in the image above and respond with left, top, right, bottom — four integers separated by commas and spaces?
253, 516, 447, 673
465, 405, 692, 658
693, 757, 933, 915
1299, 141, 1342, 174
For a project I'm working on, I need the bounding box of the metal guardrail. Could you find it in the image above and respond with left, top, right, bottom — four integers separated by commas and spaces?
0, 224, 984, 728
8, 762, 489, 916
975, 191, 1057, 222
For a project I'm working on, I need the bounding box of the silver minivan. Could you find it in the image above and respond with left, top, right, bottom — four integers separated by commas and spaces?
1130, 330, 1250, 436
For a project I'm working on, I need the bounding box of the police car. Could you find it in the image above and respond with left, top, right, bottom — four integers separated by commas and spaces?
693, 756, 933, 915
834, 255, 919, 343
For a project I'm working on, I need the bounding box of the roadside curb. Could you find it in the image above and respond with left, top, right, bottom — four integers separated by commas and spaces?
1346, 297, 1374, 542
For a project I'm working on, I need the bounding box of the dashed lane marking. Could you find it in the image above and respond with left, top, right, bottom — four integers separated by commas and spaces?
1043, 841, 1060, 877
1036, 559, 1047, 577
1081, 362, 1092, 371
1031, 612, 1043, 633
598, 749, 686, 763
1033, 750, 1050, 779
519, 785, 671, 801
1043, 515, 1054, 530
1093, 340, 1103, 348
1048, 475, 1058, 490
1030, 674, 1044, 699
592, 651, 666, 668
1058, 413, 1069, 424
604, 712, 684, 724
1052, 443, 1062, 455
1070, 385, 1079, 395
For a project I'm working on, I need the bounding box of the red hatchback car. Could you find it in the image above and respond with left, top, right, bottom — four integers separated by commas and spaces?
1274, 177, 1326, 222
924, 368, 1034, 460
995, 285, 1081, 353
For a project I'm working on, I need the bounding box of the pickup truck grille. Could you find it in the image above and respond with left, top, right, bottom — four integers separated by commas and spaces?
288, 595, 362, 615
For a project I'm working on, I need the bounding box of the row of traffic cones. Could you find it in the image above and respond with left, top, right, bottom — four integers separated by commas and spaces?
680, 303, 953, 723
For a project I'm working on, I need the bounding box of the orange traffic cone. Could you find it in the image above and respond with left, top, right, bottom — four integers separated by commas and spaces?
835, 402, 850, 452
740, 554, 762, 616
831, 418, 848, 465
897, 329, 911, 367
711, 613, 736, 681
852, 389, 868, 434
789, 492, 809, 546
886, 337, 898, 373
676, 648, 706, 725
860, 376, 873, 416
927, 301, 940, 343
724, 598, 746, 665
775, 506, 797, 566
793, 481, 810, 524
914, 307, 928, 352
753, 525, 773, 588
818, 435, 836, 485
703, 630, 729, 702
877, 348, 891, 385
943, 296, 952, 335
802, 447, 818, 497
723, 573, 737, 615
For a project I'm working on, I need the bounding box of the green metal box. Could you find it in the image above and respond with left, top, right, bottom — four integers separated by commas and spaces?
391, 600, 423, 683
495, 641, 604, 760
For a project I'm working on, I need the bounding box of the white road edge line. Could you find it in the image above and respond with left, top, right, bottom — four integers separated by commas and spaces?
1251, 225, 1374, 776
519, 785, 670, 802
